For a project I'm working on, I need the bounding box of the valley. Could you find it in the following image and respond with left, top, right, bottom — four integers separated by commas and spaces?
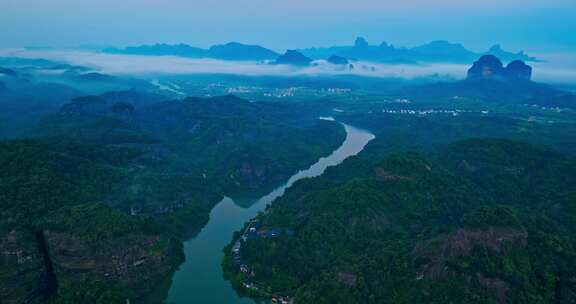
0, 49, 575, 304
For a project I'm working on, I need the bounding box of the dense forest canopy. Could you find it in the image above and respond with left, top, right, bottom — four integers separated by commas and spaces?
1, 51, 575, 303
225, 139, 576, 304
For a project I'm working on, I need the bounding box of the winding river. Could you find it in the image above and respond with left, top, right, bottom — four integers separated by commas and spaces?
166, 122, 375, 303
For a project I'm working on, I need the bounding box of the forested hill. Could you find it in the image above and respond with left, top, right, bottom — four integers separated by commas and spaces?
37, 94, 345, 195
225, 138, 576, 304
0, 140, 184, 303
0, 95, 346, 304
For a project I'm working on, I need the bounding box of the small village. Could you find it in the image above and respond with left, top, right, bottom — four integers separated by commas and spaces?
381, 108, 489, 116
230, 219, 295, 304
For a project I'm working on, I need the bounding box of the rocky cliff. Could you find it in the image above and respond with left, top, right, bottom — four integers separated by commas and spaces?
467, 55, 532, 81
44, 230, 180, 301
0, 229, 48, 304
0, 139, 183, 304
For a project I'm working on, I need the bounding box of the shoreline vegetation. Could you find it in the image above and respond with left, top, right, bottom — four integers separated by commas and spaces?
0, 52, 575, 303
0, 94, 347, 303
223, 138, 576, 303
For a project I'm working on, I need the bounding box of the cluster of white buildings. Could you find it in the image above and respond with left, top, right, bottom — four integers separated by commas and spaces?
525, 104, 572, 113
382, 108, 489, 116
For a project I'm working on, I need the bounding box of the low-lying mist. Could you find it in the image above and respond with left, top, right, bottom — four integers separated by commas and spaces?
1, 48, 574, 85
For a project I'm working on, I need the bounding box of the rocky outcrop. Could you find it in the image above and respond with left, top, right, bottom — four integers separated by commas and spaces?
467, 55, 532, 81
413, 228, 528, 303
0, 201, 184, 303
467, 55, 505, 79
274, 50, 313, 66
414, 228, 528, 280
44, 230, 180, 299
505, 60, 532, 80
0, 229, 48, 304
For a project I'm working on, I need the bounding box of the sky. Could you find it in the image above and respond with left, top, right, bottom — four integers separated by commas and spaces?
1, 0, 576, 53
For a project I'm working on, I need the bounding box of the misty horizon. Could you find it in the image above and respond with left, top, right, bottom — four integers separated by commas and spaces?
2, 2, 576, 304
2, 47, 575, 85
2, 0, 576, 53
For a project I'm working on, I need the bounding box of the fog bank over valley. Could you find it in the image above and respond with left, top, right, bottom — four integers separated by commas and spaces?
1, 48, 574, 85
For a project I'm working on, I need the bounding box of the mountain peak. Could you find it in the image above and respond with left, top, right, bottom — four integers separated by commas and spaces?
354, 37, 369, 48
505, 60, 532, 80
275, 50, 313, 66
208, 42, 278, 60
467, 55, 505, 79
467, 55, 532, 81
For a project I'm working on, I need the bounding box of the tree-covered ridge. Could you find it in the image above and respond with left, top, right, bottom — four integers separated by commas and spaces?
41, 203, 183, 304
225, 139, 576, 303
0, 94, 346, 303
37, 94, 345, 196
442, 139, 576, 209
0, 140, 130, 224
26, 94, 345, 239
0, 140, 182, 304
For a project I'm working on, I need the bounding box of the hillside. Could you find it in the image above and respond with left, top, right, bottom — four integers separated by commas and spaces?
224, 139, 576, 303
0, 94, 346, 303
105, 42, 279, 61
0, 140, 183, 303
37, 94, 345, 196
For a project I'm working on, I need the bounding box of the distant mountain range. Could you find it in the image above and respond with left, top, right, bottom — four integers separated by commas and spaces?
299, 37, 538, 64
105, 42, 279, 61
104, 37, 539, 64
467, 55, 532, 80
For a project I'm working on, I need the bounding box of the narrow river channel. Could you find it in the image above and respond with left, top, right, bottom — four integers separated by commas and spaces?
166, 122, 375, 303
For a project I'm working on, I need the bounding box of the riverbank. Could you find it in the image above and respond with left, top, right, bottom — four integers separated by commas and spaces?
165, 123, 374, 303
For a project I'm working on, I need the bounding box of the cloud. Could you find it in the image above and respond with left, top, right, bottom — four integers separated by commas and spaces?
0, 48, 574, 84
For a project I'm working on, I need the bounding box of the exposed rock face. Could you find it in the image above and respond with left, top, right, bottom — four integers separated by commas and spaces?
413, 228, 528, 303
505, 60, 532, 80
467, 55, 532, 81
0, 200, 183, 303
44, 230, 180, 300
0, 229, 48, 304
467, 55, 505, 79
274, 50, 313, 66
374, 167, 413, 182
414, 228, 528, 280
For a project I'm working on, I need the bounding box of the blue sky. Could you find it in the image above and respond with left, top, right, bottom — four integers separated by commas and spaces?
2, 0, 575, 52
